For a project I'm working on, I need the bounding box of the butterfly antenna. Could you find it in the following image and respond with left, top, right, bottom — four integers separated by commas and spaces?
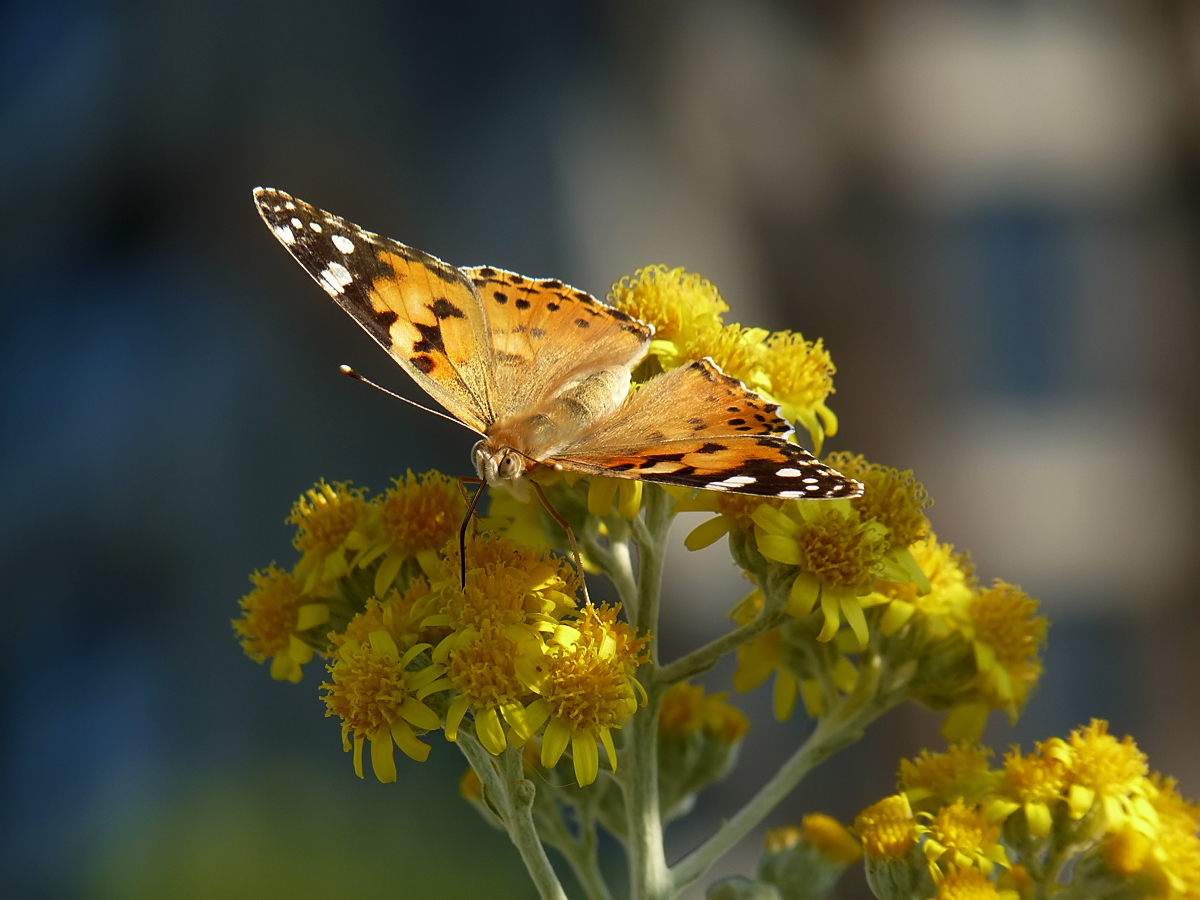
339, 365, 476, 432
458, 480, 487, 589
532, 482, 591, 606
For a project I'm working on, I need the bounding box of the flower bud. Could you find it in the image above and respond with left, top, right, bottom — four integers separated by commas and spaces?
756, 817, 860, 900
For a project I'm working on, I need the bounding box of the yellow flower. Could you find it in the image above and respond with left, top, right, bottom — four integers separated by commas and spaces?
855, 794, 919, 861
679, 492, 780, 552
429, 533, 579, 642
609, 265, 729, 372
586, 476, 643, 520
759, 331, 837, 451
289, 480, 375, 594
1062, 720, 1148, 828
1002, 742, 1068, 837
799, 813, 864, 865
481, 484, 548, 548
524, 604, 649, 787
872, 534, 975, 638
936, 866, 1008, 900
920, 799, 1009, 878
754, 502, 889, 647
233, 565, 329, 682
358, 470, 465, 597
732, 626, 800, 721
962, 582, 1047, 719
442, 622, 533, 757
823, 452, 931, 549
658, 682, 750, 743
1142, 774, 1200, 899
900, 745, 997, 811
321, 607, 451, 782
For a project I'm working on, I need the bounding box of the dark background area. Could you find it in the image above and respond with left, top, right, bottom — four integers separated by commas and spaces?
2, 1, 1198, 898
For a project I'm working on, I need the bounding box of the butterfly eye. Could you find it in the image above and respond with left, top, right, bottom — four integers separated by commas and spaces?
498, 453, 522, 480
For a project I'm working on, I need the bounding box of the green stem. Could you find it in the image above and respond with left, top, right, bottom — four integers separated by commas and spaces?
582, 534, 639, 613
535, 799, 615, 900
458, 733, 568, 900
670, 655, 890, 894
626, 486, 673, 900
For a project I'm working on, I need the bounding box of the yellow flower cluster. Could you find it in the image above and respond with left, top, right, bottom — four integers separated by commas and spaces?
658, 682, 750, 744
235, 471, 651, 786
855, 724, 1200, 900
609, 264, 838, 450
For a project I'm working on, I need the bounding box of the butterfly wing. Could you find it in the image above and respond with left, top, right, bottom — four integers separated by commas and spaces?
254, 187, 497, 433
551, 359, 862, 499
461, 267, 652, 417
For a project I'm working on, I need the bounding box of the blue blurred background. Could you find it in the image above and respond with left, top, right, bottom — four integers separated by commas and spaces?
2, 2, 1197, 898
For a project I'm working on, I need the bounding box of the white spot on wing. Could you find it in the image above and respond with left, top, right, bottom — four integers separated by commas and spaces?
725, 475, 756, 486
804, 483, 821, 491
309, 221, 323, 233
779, 490, 803, 499
290, 217, 302, 228
802, 477, 819, 484
776, 468, 803, 478
272, 224, 295, 244
331, 234, 355, 253
318, 262, 354, 295
285, 201, 296, 210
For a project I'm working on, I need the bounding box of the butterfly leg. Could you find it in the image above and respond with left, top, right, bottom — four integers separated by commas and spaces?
532, 481, 591, 606
457, 477, 486, 589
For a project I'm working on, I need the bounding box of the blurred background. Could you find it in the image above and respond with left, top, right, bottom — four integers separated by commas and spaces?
2, 1, 1198, 897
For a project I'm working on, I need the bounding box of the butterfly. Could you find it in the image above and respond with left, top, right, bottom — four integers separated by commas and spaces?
253, 187, 862, 513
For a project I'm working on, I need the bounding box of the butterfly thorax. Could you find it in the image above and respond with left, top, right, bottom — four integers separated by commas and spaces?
473, 364, 634, 499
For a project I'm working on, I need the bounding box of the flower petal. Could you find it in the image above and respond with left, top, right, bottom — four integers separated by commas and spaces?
541, 718, 572, 768
370, 730, 397, 783
573, 733, 600, 786
684, 515, 732, 551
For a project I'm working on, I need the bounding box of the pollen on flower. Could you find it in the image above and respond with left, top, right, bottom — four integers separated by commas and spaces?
446, 623, 529, 713
233, 565, 328, 682
608, 265, 728, 345
920, 799, 1007, 876
533, 604, 650, 784
1143, 774, 1200, 898
1065, 720, 1148, 804
855, 794, 918, 860
761, 331, 835, 412
379, 470, 464, 551
234, 565, 305, 662
824, 452, 931, 548
290, 479, 370, 557
435, 533, 580, 633
900, 745, 996, 808
289, 479, 374, 592
968, 581, 1047, 712
322, 620, 448, 779
797, 506, 889, 592
935, 866, 1001, 900
1003, 743, 1066, 807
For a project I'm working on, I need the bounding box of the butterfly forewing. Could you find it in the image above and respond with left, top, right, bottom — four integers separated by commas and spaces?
553, 360, 861, 498
254, 188, 496, 432
461, 267, 652, 417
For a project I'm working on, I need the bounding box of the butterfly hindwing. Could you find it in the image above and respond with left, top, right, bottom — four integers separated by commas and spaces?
461, 267, 652, 416
254, 187, 497, 433
552, 359, 861, 498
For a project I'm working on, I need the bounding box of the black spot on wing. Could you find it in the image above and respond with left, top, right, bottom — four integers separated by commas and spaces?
516, 298, 531, 310
546, 302, 560, 312
412, 321, 444, 355
431, 298, 465, 319
493, 291, 508, 304
412, 354, 436, 374
574, 318, 590, 328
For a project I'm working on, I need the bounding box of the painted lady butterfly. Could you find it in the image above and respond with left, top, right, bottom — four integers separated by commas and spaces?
253, 188, 861, 504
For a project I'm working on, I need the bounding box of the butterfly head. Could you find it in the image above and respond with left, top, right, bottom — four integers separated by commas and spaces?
473, 440, 533, 501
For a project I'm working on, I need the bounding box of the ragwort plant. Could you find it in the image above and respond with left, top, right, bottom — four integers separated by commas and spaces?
235, 265, 1199, 900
